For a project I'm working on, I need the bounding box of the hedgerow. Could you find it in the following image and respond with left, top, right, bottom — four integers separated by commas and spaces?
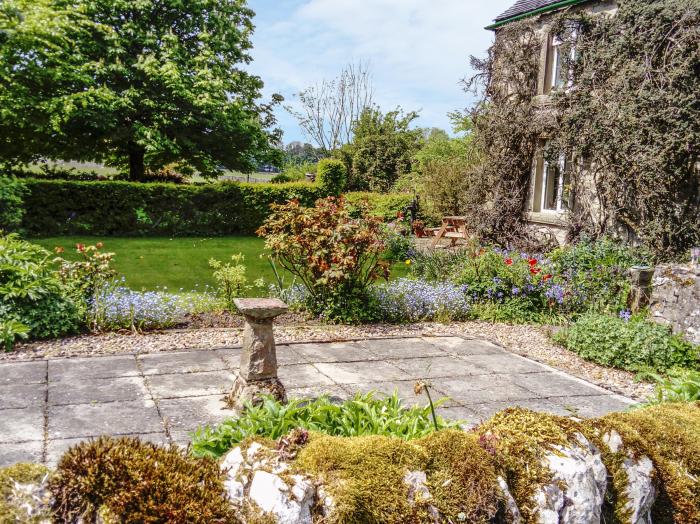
16, 178, 412, 237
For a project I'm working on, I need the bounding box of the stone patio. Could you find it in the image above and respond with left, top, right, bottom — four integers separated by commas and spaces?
0, 335, 634, 468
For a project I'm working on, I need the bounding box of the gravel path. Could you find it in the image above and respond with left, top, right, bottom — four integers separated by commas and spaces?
6, 321, 654, 401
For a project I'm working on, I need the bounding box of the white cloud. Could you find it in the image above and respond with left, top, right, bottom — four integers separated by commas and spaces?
249, 0, 514, 142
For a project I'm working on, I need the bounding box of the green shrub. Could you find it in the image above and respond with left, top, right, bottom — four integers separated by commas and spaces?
549, 236, 650, 313
0, 234, 81, 341
191, 392, 459, 459
258, 196, 388, 323
0, 319, 29, 352
381, 227, 416, 262
271, 161, 315, 184
49, 437, 238, 523
20, 179, 325, 236
345, 191, 413, 222
643, 370, 700, 405
316, 158, 347, 196
556, 313, 700, 372
0, 176, 27, 232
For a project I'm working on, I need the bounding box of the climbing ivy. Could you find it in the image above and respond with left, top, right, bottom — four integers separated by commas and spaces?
468, 0, 700, 258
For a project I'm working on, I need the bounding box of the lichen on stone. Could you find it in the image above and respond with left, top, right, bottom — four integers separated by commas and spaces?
0, 463, 51, 523
594, 402, 700, 524
474, 407, 584, 523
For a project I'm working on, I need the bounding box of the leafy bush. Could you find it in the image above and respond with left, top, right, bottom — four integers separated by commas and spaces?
381, 227, 415, 262
56, 242, 116, 306
17, 178, 410, 237
0, 234, 81, 341
373, 278, 471, 323
556, 313, 700, 373
0, 319, 29, 352
316, 158, 347, 196
191, 392, 459, 459
258, 196, 388, 323
345, 191, 413, 222
208, 253, 263, 310
20, 179, 325, 236
549, 237, 650, 313
49, 437, 237, 523
271, 161, 315, 184
0, 176, 27, 231
643, 370, 700, 406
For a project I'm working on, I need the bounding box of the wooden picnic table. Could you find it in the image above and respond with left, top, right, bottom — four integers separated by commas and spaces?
428, 216, 470, 248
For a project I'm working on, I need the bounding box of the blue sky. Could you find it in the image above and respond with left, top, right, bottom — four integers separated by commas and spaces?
247, 0, 515, 144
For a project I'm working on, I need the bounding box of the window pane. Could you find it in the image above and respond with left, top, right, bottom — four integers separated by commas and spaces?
553, 47, 567, 89
543, 164, 560, 210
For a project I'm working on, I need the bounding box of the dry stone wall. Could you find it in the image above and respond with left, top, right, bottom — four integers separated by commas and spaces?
650, 264, 700, 344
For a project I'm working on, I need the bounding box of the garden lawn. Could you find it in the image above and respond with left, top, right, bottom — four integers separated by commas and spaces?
34, 236, 410, 291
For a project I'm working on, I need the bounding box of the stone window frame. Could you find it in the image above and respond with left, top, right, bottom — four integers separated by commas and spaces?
528, 141, 574, 215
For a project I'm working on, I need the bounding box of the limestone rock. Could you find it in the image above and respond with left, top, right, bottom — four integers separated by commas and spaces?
248, 471, 314, 524
404, 470, 440, 522
533, 433, 607, 524
498, 476, 522, 524
603, 431, 656, 524
221, 447, 245, 502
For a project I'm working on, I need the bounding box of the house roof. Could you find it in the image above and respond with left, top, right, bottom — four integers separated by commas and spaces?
489, 0, 589, 28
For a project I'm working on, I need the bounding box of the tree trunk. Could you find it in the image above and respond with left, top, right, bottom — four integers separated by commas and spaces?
128, 142, 146, 180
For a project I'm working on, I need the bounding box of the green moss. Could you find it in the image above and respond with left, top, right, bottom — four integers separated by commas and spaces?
49, 436, 242, 523
595, 402, 700, 524
294, 431, 502, 524
419, 430, 500, 522
475, 408, 584, 523
0, 463, 51, 523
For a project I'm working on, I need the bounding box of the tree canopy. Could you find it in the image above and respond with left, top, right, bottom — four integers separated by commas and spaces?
0, 0, 281, 179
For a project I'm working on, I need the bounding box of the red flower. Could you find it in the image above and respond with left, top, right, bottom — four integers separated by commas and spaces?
543, 274, 553, 281
528, 258, 538, 267
530, 267, 541, 275
76, 243, 85, 252
505, 258, 513, 266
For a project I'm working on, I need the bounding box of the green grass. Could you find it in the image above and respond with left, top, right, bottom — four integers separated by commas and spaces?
33, 236, 409, 291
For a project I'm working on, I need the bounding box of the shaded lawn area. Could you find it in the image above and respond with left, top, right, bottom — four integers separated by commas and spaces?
34, 236, 410, 291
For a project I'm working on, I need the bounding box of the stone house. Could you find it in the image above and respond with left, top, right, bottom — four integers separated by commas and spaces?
487, 0, 619, 244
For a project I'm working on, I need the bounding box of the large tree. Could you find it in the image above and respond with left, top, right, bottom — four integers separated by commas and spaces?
0, 0, 281, 179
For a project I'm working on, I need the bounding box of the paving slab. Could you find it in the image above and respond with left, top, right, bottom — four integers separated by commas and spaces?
158, 395, 234, 436
0, 441, 43, 467
49, 355, 138, 382
49, 376, 148, 406
147, 370, 234, 399
48, 400, 163, 439
278, 364, 335, 388
290, 342, 373, 363
436, 406, 481, 428
357, 338, 446, 359
0, 383, 46, 410
342, 380, 459, 407
389, 356, 493, 379
271, 345, 309, 366
464, 398, 574, 420
0, 408, 44, 444
427, 337, 506, 355
0, 361, 46, 386
462, 353, 549, 374
287, 385, 351, 402
314, 361, 409, 384
549, 394, 633, 418
46, 433, 168, 468
511, 371, 606, 398
138, 351, 227, 375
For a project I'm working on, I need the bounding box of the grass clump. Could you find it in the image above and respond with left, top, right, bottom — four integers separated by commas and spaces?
49, 436, 240, 523
294, 431, 501, 524
191, 392, 460, 459
475, 408, 584, 522
0, 463, 51, 523
595, 402, 700, 523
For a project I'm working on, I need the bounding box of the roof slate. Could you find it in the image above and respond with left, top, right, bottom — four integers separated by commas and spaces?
494, 0, 567, 22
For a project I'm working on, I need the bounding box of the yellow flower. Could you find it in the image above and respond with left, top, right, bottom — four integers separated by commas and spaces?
405, 259, 412, 265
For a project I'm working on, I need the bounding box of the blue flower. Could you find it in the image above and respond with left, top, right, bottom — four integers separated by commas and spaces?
619, 310, 632, 322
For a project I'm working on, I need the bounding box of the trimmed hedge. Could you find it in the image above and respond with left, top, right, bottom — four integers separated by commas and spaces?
19, 179, 414, 237
21, 179, 324, 236
345, 191, 413, 222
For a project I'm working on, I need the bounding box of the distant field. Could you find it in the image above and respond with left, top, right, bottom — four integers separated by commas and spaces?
34, 236, 410, 292
27, 161, 277, 183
